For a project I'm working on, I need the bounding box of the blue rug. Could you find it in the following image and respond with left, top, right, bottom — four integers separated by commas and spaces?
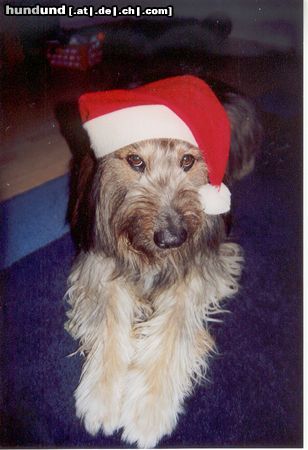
0, 175, 69, 270
1, 112, 302, 447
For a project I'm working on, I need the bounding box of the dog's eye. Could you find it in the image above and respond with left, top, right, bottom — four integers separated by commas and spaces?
181, 154, 195, 171
127, 154, 145, 172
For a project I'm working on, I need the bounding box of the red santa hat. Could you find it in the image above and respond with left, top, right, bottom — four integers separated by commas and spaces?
79, 75, 231, 215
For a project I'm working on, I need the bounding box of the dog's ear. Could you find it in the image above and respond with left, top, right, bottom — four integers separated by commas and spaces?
68, 150, 97, 251
207, 79, 263, 184
222, 92, 263, 183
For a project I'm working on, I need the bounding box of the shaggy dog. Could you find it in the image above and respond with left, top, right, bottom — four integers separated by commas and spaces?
65, 76, 262, 448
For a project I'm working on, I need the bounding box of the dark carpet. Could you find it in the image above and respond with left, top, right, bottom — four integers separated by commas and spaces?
1, 104, 302, 448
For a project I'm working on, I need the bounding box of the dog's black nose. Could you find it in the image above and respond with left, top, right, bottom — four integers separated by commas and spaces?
154, 226, 187, 249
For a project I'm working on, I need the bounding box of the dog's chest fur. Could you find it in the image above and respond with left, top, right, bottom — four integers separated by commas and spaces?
66, 240, 242, 448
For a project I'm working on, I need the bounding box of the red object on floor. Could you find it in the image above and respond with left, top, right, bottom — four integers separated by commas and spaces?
46, 37, 104, 71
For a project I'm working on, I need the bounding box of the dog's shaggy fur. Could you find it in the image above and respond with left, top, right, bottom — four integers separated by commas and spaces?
65, 88, 262, 448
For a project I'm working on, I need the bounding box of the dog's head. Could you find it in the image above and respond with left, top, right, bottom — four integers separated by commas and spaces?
69, 76, 262, 279
72, 138, 226, 274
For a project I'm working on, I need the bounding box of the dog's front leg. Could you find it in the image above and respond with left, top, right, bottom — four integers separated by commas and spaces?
66, 258, 135, 437
121, 278, 213, 448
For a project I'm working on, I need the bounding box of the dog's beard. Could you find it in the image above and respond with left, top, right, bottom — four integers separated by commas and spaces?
90, 139, 226, 287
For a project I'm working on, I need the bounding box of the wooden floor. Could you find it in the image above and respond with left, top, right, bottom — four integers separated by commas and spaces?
0, 69, 95, 201
1, 126, 70, 202
0, 48, 300, 202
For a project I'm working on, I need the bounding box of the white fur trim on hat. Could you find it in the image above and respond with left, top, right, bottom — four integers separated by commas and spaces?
198, 183, 231, 215
83, 104, 198, 156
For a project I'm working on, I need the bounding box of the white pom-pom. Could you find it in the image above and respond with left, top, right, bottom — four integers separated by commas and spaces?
198, 183, 231, 215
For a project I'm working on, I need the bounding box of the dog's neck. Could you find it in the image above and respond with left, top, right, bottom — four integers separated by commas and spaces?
112, 249, 213, 302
